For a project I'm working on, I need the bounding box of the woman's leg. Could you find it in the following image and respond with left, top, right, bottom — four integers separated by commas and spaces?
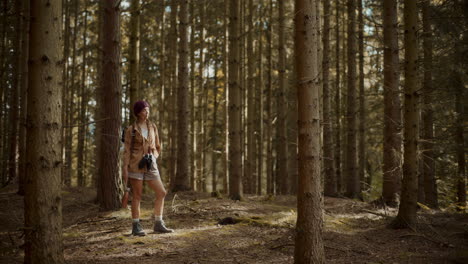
146, 179, 167, 216
129, 178, 143, 219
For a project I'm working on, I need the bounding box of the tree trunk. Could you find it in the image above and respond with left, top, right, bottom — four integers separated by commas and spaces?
98, 0, 123, 211
454, 55, 466, 211
334, 0, 342, 194
17, 0, 30, 195
391, 0, 419, 229
382, 0, 402, 206
189, 0, 195, 190
8, 0, 23, 184
223, 1, 229, 194
228, 0, 242, 200
212, 52, 219, 193
245, 0, 255, 194
257, 23, 264, 195
65, 0, 79, 187
323, 0, 337, 197
77, 8, 88, 187
345, 0, 359, 199
174, 0, 191, 192
168, 0, 178, 190
358, 0, 366, 193
421, 0, 437, 209
277, 0, 289, 195
128, 0, 140, 120
294, 0, 325, 262
198, 1, 206, 191
24, 0, 64, 262
266, 0, 273, 195
94, 0, 103, 192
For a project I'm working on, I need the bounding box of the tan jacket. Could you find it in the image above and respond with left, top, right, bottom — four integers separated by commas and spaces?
123, 120, 161, 173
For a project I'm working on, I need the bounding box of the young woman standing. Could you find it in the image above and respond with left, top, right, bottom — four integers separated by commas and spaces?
122, 100, 174, 235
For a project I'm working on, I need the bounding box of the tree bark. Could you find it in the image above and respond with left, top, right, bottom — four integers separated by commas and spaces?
174, 0, 191, 192
277, 0, 289, 195
128, 0, 140, 120
98, 0, 123, 211
17, 0, 30, 195
358, 0, 366, 193
24, 0, 64, 262
345, 0, 359, 199
421, 0, 437, 209
245, 0, 255, 194
454, 54, 466, 211
228, 0, 242, 200
257, 21, 264, 195
266, 0, 273, 195
77, 8, 88, 187
223, 1, 229, 193
334, 0, 342, 194
391, 0, 419, 229
323, 0, 337, 197
294, 0, 325, 262
7, 0, 22, 185
382, 0, 402, 206
168, 0, 178, 190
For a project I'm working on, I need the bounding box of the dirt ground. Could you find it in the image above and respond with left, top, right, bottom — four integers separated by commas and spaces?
0, 185, 467, 264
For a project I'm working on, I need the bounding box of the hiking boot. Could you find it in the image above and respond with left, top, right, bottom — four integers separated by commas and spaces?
132, 221, 146, 236
153, 220, 174, 233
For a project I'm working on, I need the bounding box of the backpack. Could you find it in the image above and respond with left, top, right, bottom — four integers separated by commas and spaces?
121, 125, 137, 150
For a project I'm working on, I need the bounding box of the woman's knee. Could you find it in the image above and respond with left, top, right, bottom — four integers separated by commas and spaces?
156, 189, 167, 199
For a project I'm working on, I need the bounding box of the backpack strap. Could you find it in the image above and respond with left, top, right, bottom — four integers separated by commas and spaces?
130, 125, 136, 151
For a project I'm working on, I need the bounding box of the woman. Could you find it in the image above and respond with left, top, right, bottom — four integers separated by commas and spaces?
122, 100, 173, 236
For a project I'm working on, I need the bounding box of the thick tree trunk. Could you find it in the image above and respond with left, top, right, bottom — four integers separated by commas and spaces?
228, 0, 242, 200
128, 0, 140, 120
345, 0, 359, 199
77, 9, 88, 187
174, 0, 191, 192
277, 0, 289, 195
382, 0, 402, 206
323, 0, 337, 197
294, 0, 325, 262
391, 0, 419, 229
98, 0, 123, 211
421, 0, 437, 209
18, 0, 30, 195
24, 0, 64, 262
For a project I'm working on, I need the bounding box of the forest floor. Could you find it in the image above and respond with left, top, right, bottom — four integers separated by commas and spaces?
0, 185, 467, 264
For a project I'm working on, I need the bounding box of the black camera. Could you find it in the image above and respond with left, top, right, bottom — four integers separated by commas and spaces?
138, 154, 154, 170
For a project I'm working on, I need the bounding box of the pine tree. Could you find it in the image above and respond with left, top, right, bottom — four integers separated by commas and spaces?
24, 0, 64, 262
294, 0, 325, 262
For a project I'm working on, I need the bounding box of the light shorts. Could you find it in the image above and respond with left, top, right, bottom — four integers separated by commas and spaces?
128, 156, 161, 181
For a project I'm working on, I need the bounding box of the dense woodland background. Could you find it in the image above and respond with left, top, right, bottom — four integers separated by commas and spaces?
0, 0, 466, 263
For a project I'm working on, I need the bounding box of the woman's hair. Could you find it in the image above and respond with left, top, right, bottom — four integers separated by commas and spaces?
133, 100, 150, 116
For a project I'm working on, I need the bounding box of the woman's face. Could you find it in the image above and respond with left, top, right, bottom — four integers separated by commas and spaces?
137, 107, 150, 120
